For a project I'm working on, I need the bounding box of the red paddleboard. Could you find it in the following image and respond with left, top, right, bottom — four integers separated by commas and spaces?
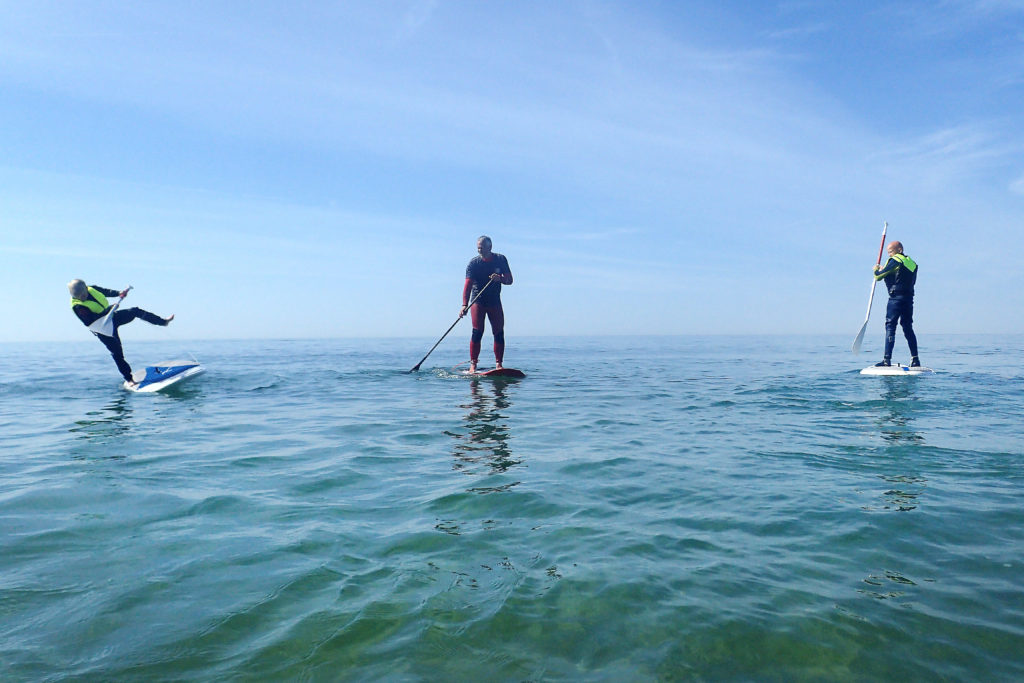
461, 367, 526, 378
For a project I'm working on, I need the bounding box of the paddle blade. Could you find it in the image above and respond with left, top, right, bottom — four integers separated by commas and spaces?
851, 321, 868, 354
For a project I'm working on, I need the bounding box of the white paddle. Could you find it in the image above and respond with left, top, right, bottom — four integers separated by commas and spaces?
851, 223, 887, 354
87, 285, 133, 337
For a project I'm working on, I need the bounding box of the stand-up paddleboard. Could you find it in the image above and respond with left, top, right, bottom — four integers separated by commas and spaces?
860, 364, 934, 376
124, 359, 204, 392
460, 367, 526, 378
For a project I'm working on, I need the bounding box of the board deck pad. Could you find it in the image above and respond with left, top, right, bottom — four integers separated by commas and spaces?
125, 359, 204, 392
460, 367, 526, 378
860, 364, 934, 376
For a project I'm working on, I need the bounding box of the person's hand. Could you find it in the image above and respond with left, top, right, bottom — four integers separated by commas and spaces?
459, 305, 468, 317
489, 272, 503, 281
872, 265, 880, 273
119, 288, 130, 298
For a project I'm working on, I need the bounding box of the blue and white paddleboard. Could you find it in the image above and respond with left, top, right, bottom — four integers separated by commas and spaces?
125, 359, 204, 392
860, 364, 934, 376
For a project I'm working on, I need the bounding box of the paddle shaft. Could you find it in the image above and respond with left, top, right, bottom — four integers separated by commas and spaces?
409, 278, 495, 372
106, 285, 134, 318
851, 222, 887, 353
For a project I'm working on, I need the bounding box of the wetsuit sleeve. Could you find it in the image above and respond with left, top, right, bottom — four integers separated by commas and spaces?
874, 258, 899, 281
499, 255, 512, 285
463, 278, 473, 306
73, 306, 93, 325
93, 286, 121, 297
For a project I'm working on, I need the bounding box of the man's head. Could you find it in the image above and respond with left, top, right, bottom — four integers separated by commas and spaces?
887, 241, 904, 256
68, 279, 88, 299
477, 235, 492, 257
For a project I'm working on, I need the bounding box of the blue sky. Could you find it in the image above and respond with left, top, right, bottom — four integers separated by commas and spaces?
2, 1, 1022, 343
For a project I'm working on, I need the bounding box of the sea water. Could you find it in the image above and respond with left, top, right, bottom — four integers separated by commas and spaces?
1, 335, 1022, 681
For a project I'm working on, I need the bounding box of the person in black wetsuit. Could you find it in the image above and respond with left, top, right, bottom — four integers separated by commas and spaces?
873, 241, 921, 367
68, 279, 174, 386
459, 236, 513, 373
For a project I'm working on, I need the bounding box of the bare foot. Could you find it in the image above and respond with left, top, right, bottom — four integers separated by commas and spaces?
164, 314, 175, 325
469, 362, 477, 373
496, 362, 504, 370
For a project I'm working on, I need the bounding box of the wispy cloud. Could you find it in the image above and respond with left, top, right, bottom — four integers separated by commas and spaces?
884, 0, 1024, 37
766, 22, 831, 40
394, 0, 437, 44
870, 124, 1019, 193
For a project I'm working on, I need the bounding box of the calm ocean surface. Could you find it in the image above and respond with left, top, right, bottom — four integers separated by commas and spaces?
1, 335, 1022, 681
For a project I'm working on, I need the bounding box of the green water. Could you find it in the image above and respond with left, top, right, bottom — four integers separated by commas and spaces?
1, 336, 1022, 680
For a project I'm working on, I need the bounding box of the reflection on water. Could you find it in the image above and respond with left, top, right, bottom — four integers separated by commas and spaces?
878, 473, 926, 511
857, 567, 930, 600
69, 396, 133, 442
861, 378, 929, 514
876, 377, 925, 444
445, 378, 522, 482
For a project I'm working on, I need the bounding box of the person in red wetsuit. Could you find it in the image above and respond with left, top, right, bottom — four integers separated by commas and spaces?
459, 236, 513, 373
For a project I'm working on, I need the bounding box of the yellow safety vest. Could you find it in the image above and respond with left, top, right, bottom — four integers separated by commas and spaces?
70, 287, 110, 314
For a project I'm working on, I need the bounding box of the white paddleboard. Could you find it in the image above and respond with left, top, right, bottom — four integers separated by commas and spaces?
124, 359, 204, 392
860, 364, 934, 376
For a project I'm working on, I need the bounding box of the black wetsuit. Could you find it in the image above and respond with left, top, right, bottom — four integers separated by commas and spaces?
876, 257, 919, 361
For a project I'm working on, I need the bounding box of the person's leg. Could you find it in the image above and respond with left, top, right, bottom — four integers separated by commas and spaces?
97, 332, 133, 382
899, 298, 919, 361
114, 307, 169, 327
882, 297, 900, 363
470, 304, 486, 371
487, 305, 505, 367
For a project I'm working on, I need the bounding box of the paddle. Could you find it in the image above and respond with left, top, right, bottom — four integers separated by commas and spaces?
851, 222, 887, 354
409, 278, 495, 372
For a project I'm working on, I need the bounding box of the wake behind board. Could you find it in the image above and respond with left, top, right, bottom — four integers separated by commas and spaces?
460, 367, 526, 379
860, 364, 934, 376
124, 359, 204, 392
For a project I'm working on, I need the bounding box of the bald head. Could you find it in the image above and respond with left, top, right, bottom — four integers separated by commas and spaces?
68, 279, 88, 299
887, 241, 904, 256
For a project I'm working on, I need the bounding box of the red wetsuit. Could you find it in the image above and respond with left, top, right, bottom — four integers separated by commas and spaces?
463, 253, 513, 365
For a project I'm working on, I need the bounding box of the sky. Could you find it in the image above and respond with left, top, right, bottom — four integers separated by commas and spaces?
2, 0, 1023, 343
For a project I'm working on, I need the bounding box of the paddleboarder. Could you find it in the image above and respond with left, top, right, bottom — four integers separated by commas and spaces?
68, 279, 174, 386
872, 241, 920, 367
460, 236, 513, 373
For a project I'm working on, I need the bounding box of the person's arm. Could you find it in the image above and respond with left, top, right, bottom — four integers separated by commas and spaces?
500, 256, 512, 285
488, 255, 512, 284
73, 305, 93, 325
874, 258, 899, 281
92, 285, 122, 298
460, 277, 473, 316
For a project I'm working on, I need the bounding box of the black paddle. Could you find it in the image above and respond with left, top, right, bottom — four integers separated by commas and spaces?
409, 278, 495, 372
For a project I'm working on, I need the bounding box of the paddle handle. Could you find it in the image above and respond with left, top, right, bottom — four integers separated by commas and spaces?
874, 222, 888, 266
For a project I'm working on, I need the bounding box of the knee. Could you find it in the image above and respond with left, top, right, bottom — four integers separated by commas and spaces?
471, 328, 484, 343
